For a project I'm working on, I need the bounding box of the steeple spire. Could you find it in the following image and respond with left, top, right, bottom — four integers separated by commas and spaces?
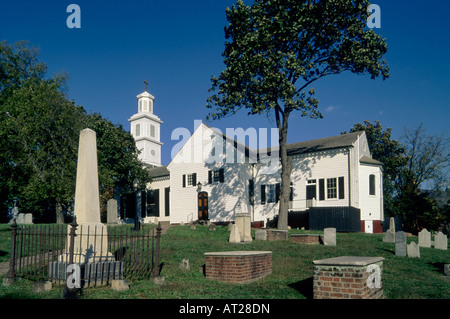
144, 80, 148, 92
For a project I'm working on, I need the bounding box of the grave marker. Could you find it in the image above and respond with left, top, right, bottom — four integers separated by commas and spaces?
418, 228, 431, 248
324, 228, 336, 246
434, 232, 448, 250
395, 231, 407, 257
407, 241, 420, 258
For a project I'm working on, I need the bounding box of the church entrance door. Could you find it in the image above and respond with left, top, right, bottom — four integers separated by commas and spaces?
198, 192, 208, 220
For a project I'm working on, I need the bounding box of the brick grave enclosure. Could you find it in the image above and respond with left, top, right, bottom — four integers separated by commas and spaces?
204, 251, 272, 284
313, 256, 384, 299
290, 234, 323, 245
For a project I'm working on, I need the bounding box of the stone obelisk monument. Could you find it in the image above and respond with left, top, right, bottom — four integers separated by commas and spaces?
60, 128, 113, 262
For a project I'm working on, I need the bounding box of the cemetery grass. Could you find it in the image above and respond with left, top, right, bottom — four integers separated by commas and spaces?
0, 224, 449, 299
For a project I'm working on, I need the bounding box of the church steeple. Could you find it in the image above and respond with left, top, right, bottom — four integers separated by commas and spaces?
137, 80, 155, 114
128, 80, 163, 167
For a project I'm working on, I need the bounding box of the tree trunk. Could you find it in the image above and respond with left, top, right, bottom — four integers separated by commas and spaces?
276, 110, 292, 230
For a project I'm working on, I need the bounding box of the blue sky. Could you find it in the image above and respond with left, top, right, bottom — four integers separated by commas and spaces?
1, 0, 449, 165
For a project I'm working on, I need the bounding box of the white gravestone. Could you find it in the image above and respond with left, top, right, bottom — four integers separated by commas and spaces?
434, 232, 448, 250
418, 228, 431, 248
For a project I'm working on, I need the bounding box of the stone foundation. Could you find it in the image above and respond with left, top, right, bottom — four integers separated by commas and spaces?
205, 251, 272, 284
313, 256, 384, 299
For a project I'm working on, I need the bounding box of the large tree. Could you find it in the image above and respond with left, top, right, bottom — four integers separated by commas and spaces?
207, 0, 389, 229
0, 41, 151, 223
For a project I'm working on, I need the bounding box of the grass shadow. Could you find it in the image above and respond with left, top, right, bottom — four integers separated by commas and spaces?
288, 277, 313, 299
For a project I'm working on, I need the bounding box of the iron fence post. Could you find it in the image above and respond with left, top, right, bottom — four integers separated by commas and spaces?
7, 219, 18, 281
153, 222, 162, 277
68, 216, 78, 266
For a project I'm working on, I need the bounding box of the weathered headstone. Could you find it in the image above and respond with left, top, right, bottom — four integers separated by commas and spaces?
389, 217, 396, 233
235, 213, 252, 242
444, 264, 450, 276
208, 223, 216, 231
180, 257, 191, 271
190, 223, 196, 230
418, 228, 431, 248
323, 228, 336, 246
434, 232, 448, 250
407, 241, 420, 258
9, 201, 19, 224
255, 229, 267, 241
16, 213, 33, 224
383, 229, 395, 243
395, 231, 407, 257
107, 199, 118, 224
229, 224, 241, 243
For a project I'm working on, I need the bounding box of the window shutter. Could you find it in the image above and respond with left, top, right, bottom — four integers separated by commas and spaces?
319, 179, 325, 201
182, 174, 186, 188
219, 168, 224, 183
275, 183, 281, 202
248, 179, 254, 204
339, 177, 345, 199
192, 173, 197, 187
369, 174, 375, 195
261, 185, 266, 204
208, 170, 212, 184
289, 182, 294, 201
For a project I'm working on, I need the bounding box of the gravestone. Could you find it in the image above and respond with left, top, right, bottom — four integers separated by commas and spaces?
389, 217, 396, 233
180, 258, 191, 271
323, 228, 336, 246
208, 223, 216, 231
434, 232, 448, 250
9, 202, 19, 224
444, 264, 450, 276
190, 223, 196, 230
255, 229, 267, 241
235, 213, 252, 242
407, 241, 420, 258
395, 231, 407, 257
383, 229, 395, 243
107, 199, 118, 224
418, 228, 431, 248
229, 224, 241, 243
16, 213, 33, 224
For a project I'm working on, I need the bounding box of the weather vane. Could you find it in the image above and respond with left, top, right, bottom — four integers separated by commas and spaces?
144, 80, 148, 92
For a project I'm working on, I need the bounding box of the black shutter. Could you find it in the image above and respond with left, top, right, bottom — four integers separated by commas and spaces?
319, 179, 325, 201
165, 187, 170, 216
339, 176, 345, 199
289, 182, 294, 201
261, 185, 266, 204
208, 170, 212, 184
219, 168, 224, 183
275, 183, 281, 202
182, 174, 186, 188
192, 173, 197, 187
369, 174, 375, 195
249, 179, 254, 204
154, 189, 160, 217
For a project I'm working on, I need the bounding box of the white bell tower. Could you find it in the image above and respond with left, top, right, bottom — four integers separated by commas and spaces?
128, 81, 163, 167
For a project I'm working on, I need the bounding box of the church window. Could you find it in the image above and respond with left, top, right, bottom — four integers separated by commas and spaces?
135, 124, 141, 137
150, 125, 155, 137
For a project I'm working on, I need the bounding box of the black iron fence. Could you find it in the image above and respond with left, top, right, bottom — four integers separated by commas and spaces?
5, 218, 162, 287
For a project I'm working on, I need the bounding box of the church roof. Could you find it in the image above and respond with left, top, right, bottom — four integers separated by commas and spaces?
258, 131, 364, 157
147, 165, 169, 178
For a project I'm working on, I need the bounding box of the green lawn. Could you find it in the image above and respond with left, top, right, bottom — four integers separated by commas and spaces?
0, 223, 449, 299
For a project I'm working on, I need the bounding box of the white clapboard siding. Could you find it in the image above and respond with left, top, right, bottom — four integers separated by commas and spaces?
359, 163, 383, 222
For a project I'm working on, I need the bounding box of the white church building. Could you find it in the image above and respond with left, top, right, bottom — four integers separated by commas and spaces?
126, 86, 384, 233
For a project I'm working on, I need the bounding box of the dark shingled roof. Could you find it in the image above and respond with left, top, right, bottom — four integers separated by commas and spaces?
258, 131, 364, 157
286, 131, 364, 155
147, 165, 169, 178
